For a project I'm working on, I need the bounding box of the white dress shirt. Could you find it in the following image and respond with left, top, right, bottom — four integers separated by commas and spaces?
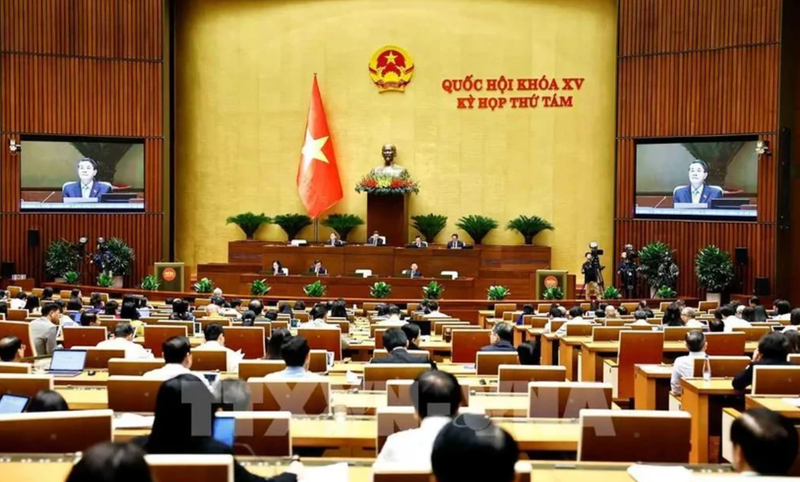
685, 319, 704, 328
723, 316, 751, 332
299, 318, 334, 329
691, 186, 702, 204
193, 340, 240, 372
671, 351, 706, 395
9, 299, 25, 310
264, 366, 320, 379
374, 416, 451, 469
554, 317, 590, 336
775, 313, 792, 321
424, 311, 449, 318
142, 363, 211, 388
96, 337, 154, 360
81, 181, 93, 198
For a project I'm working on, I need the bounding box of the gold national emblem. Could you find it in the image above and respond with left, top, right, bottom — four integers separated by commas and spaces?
369, 46, 414, 92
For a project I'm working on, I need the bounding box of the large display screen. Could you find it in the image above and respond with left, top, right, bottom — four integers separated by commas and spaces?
20, 138, 145, 211
635, 139, 758, 220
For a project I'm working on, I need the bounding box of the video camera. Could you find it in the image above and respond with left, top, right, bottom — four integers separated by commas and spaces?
623, 244, 638, 260
589, 242, 604, 257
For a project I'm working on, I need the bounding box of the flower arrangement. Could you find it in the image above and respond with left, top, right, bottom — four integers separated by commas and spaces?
355, 172, 420, 195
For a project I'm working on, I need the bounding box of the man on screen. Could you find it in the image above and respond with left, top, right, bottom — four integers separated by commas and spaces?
62, 157, 112, 199
672, 159, 723, 205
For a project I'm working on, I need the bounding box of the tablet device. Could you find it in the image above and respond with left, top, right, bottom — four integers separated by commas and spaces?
0, 394, 30, 414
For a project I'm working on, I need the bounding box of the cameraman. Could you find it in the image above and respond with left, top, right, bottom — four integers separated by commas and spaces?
617, 251, 637, 299
582, 252, 602, 300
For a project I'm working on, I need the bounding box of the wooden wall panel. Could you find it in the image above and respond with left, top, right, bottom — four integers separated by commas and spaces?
0, 0, 162, 60
0, 0, 165, 285
0, 214, 163, 286
616, 0, 783, 298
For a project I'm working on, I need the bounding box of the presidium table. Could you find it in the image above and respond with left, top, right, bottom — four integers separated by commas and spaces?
197, 241, 557, 300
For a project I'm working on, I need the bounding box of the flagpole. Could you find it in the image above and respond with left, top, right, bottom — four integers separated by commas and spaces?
313, 218, 319, 243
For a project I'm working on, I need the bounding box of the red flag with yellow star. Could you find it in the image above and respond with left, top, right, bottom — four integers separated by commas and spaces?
297, 76, 343, 218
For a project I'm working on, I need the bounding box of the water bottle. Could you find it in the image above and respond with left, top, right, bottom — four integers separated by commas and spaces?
702, 356, 712, 381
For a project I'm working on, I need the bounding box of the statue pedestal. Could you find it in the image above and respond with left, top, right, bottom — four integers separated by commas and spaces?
367, 193, 409, 247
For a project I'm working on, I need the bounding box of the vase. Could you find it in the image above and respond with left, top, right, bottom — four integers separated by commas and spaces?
112, 276, 124, 288
55, 277, 66, 283
650, 286, 657, 298
706, 292, 722, 304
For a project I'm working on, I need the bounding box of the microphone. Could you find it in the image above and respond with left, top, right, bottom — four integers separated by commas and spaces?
653, 196, 667, 209
40, 191, 57, 204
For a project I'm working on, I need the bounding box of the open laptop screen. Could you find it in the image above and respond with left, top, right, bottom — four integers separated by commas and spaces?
0, 394, 30, 414
49, 350, 87, 372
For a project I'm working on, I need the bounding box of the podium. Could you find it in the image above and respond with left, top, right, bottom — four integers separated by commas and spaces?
155, 262, 186, 292
367, 193, 409, 247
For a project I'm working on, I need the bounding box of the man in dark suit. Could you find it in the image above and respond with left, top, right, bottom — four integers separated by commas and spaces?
368, 231, 386, 246
409, 235, 428, 248
732, 332, 793, 391
749, 296, 768, 322
407, 263, 422, 278
446, 234, 465, 249
327, 233, 344, 247
62, 157, 113, 199
371, 328, 431, 365
672, 159, 723, 204
309, 260, 327, 276
479, 322, 516, 352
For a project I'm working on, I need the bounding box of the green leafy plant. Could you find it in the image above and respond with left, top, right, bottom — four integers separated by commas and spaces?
193, 277, 214, 293
506, 215, 555, 245
226, 212, 272, 240
141, 275, 160, 291
637, 242, 679, 290
656, 285, 677, 298
455, 215, 498, 245
422, 281, 445, 300
64, 271, 80, 285
695, 246, 735, 293
370, 281, 392, 299
303, 280, 327, 297
45, 239, 80, 279
274, 214, 313, 241
97, 271, 114, 288
411, 214, 448, 244
98, 238, 135, 276
322, 214, 364, 241
250, 279, 272, 296
542, 286, 564, 300
487, 285, 511, 301
603, 286, 622, 299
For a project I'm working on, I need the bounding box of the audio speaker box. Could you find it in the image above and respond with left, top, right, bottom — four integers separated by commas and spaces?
755, 277, 770, 296
0, 262, 14, 278
735, 247, 748, 265
27, 229, 40, 247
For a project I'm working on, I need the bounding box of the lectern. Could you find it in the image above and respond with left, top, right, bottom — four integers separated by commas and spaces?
367, 193, 409, 247
155, 262, 185, 292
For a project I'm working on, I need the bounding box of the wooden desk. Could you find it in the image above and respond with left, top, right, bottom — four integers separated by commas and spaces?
540, 333, 559, 366
745, 396, 800, 419
633, 364, 673, 410
681, 378, 741, 464
559, 337, 591, 381
478, 310, 495, 329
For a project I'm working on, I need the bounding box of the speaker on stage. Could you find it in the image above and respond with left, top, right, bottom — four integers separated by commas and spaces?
755, 277, 770, 296
735, 247, 748, 265
0, 262, 14, 278
27, 229, 40, 248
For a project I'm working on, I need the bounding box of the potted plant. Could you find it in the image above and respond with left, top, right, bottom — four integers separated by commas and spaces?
637, 242, 679, 297
45, 239, 80, 282
250, 279, 271, 296
422, 281, 445, 300
487, 285, 510, 301
303, 280, 326, 298
695, 245, 734, 303
455, 215, 498, 245
97, 271, 114, 288
226, 212, 272, 240
193, 277, 214, 293
542, 286, 564, 300
322, 214, 364, 242
603, 286, 622, 300
411, 214, 448, 244
506, 215, 554, 245
274, 214, 313, 241
141, 275, 160, 291
64, 271, 80, 285
91, 238, 134, 288
370, 281, 392, 299
656, 286, 677, 299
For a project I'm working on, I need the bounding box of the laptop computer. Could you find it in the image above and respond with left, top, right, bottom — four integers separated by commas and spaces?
47, 350, 87, 377
0, 394, 30, 414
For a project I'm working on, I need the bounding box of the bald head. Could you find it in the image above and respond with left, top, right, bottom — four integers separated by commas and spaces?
410, 370, 461, 419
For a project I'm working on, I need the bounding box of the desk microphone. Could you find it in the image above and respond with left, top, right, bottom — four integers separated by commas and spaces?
40, 191, 57, 204
653, 196, 668, 209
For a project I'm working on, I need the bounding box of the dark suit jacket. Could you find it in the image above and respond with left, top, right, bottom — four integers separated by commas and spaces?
327, 239, 344, 247
447, 240, 465, 249
371, 348, 432, 366
409, 241, 428, 248
132, 435, 296, 482
672, 184, 723, 204
271, 269, 286, 276
62, 181, 112, 199
479, 340, 516, 352
309, 267, 327, 275
753, 305, 768, 322
732, 359, 794, 391
368, 237, 385, 246
409, 270, 422, 278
